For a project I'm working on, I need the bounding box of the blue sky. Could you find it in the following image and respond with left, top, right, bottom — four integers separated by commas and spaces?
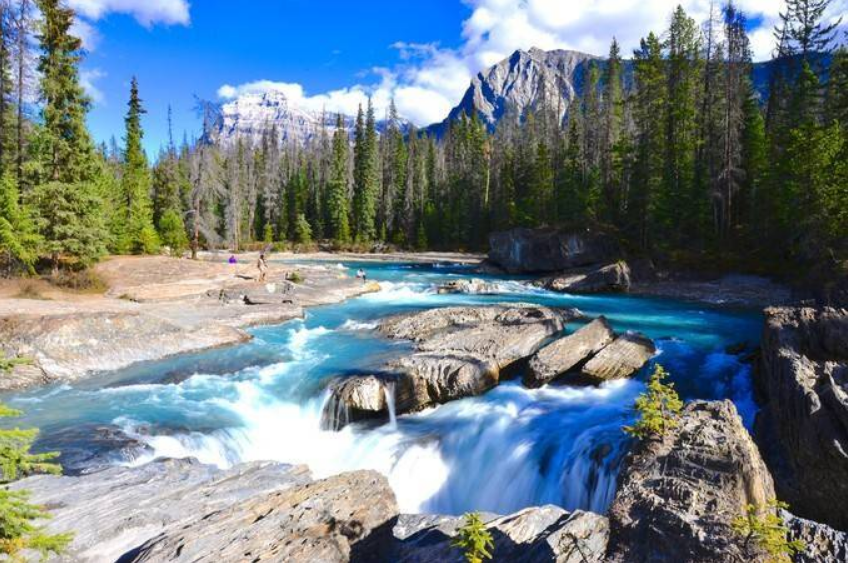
74, 0, 847, 156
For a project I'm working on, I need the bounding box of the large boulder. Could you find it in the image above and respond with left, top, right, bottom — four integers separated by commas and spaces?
381, 305, 580, 413
488, 228, 619, 274
391, 506, 609, 562
541, 262, 631, 294
754, 307, 848, 530
524, 317, 615, 388
14, 459, 398, 563
607, 400, 776, 563
578, 332, 656, 384
128, 470, 398, 562
322, 375, 394, 430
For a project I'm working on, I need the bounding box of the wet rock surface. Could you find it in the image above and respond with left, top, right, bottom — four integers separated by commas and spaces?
381, 304, 580, 412
783, 511, 848, 563
607, 400, 776, 563
525, 317, 615, 387
755, 306, 848, 530
436, 278, 499, 295
488, 228, 619, 274
322, 375, 395, 430
578, 332, 656, 384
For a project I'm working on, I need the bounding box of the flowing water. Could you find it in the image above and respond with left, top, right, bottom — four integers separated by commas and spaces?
3, 261, 762, 516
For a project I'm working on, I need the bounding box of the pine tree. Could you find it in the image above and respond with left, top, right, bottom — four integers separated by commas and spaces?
120, 77, 158, 254
326, 114, 350, 242
600, 38, 625, 223
0, 0, 11, 177
0, 173, 39, 273
623, 364, 684, 440
630, 32, 666, 249
36, 0, 95, 183
780, 0, 842, 61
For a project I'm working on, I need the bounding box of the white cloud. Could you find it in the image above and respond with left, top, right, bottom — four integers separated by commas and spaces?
81, 68, 107, 104
218, 0, 848, 127
67, 0, 190, 27
70, 17, 100, 50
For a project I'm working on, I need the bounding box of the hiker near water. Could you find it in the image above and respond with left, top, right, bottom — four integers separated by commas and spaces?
257, 254, 268, 282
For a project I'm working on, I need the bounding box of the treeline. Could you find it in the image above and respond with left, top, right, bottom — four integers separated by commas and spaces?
0, 0, 846, 278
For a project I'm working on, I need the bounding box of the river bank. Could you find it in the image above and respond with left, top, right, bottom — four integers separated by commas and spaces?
0, 254, 398, 391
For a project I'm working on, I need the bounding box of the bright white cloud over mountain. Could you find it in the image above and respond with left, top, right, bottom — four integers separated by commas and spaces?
215, 0, 845, 127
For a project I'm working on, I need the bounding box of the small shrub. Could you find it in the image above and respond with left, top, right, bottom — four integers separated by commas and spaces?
49, 269, 107, 293
158, 210, 188, 255
288, 271, 304, 284
0, 354, 32, 374
623, 364, 683, 440
732, 499, 805, 562
452, 512, 493, 563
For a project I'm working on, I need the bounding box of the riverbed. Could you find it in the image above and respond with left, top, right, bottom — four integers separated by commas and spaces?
5, 261, 762, 517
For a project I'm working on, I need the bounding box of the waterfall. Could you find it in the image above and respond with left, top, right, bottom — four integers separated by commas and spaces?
383, 381, 397, 429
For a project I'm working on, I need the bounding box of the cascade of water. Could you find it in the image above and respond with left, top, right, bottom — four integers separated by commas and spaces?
383, 381, 397, 429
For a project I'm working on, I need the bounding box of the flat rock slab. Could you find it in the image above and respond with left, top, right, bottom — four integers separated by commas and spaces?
14, 458, 312, 562
578, 332, 655, 384
128, 470, 398, 562
525, 317, 615, 387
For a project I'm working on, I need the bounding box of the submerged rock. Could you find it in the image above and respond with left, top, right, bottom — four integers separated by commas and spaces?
542, 262, 631, 294
578, 332, 655, 384
755, 306, 848, 530
607, 400, 776, 563
525, 317, 615, 388
391, 506, 608, 563
488, 228, 619, 274
381, 305, 580, 412
322, 375, 395, 430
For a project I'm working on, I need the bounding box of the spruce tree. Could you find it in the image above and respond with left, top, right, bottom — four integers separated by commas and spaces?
0, 0, 11, 177
120, 77, 158, 254
0, 173, 39, 273
36, 0, 95, 183
326, 114, 350, 242
352, 100, 379, 242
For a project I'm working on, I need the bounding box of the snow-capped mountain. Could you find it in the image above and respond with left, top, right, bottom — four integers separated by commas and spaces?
213, 90, 407, 147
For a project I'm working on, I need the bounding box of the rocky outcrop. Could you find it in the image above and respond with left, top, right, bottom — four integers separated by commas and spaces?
392, 506, 608, 563
783, 511, 848, 563
755, 307, 848, 530
524, 317, 615, 388
437, 278, 499, 295
381, 305, 579, 413
488, 228, 618, 274
607, 400, 776, 563
541, 262, 631, 294
578, 332, 656, 384
322, 375, 394, 430
15, 459, 397, 563
129, 470, 398, 562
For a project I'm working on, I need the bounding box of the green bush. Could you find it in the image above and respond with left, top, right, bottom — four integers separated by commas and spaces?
0, 404, 71, 561
452, 512, 493, 563
732, 499, 805, 562
158, 209, 189, 255
0, 354, 32, 375
623, 364, 683, 440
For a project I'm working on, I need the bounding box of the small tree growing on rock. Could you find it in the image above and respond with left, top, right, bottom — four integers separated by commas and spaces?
732, 499, 805, 563
623, 364, 683, 440
0, 403, 71, 560
452, 512, 494, 563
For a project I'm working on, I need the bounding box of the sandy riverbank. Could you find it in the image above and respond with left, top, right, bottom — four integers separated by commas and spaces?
0, 254, 426, 391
